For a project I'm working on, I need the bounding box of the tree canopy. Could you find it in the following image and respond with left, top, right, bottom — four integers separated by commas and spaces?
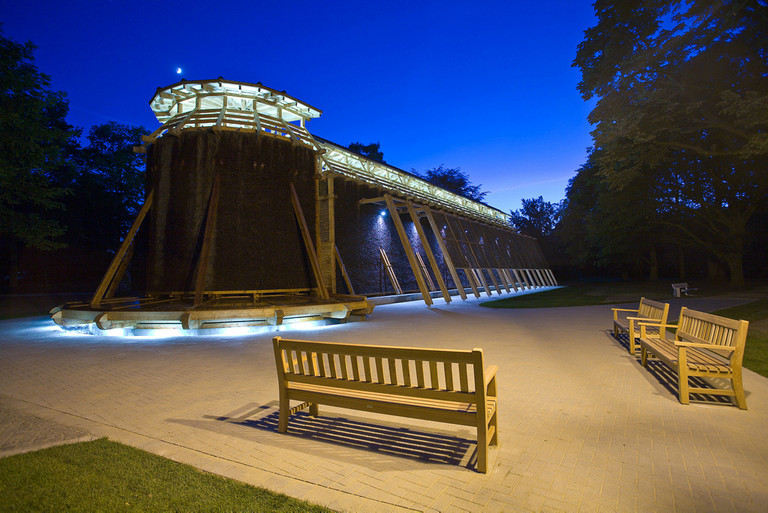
569, 0, 768, 286
348, 141, 385, 163
418, 165, 488, 202
0, 31, 79, 251
509, 196, 561, 239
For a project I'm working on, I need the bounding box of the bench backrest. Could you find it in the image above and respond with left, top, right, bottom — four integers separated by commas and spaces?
638, 297, 669, 322
273, 337, 486, 404
676, 307, 749, 362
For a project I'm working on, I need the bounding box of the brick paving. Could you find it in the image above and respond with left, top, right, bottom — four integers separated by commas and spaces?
1, 291, 767, 512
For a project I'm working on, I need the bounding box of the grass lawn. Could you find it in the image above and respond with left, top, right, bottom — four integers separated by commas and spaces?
0, 438, 333, 512
710, 299, 768, 379
479, 280, 676, 309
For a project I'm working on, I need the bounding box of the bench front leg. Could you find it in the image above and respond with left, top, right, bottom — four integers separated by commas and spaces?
278, 387, 290, 433
677, 346, 689, 405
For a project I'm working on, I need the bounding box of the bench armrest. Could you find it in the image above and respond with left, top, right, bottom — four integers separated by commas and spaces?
638, 322, 677, 329
675, 341, 735, 351
612, 307, 639, 320
485, 365, 498, 387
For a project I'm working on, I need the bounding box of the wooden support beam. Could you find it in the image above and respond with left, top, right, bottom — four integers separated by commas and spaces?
379, 248, 402, 295
91, 189, 154, 308
461, 268, 481, 298
454, 217, 491, 296
384, 194, 432, 306
406, 201, 451, 303
422, 206, 465, 300
513, 269, 528, 290
290, 182, 330, 300
415, 252, 436, 291
486, 269, 504, 295
335, 245, 355, 296
195, 174, 221, 305
105, 244, 133, 300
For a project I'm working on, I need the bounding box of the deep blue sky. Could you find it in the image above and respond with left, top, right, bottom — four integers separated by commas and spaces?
3, 1, 596, 213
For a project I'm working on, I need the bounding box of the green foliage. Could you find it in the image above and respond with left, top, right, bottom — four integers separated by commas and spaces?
0, 438, 333, 512
63, 122, 148, 250
418, 164, 487, 202
568, 0, 768, 286
0, 31, 79, 250
509, 196, 561, 238
348, 141, 385, 163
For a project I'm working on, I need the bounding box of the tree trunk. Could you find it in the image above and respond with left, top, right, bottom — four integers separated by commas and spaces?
723, 252, 745, 288
678, 247, 686, 280
648, 247, 658, 281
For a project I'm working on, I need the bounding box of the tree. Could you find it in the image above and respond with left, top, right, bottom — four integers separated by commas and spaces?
0, 31, 80, 290
573, 0, 768, 286
348, 141, 385, 163
65, 122, 148, 251
509, 196, 561, 239
419, 165, 488, 202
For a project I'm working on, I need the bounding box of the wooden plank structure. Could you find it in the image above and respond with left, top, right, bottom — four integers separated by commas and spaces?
273, 336, 499, 472
54, 78, 556, 331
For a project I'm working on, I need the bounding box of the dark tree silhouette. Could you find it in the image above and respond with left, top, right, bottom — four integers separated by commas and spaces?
419, 165, 488, 202
0, 31, 80, 290
571, 0, 768, 286
348, 141, 385, 163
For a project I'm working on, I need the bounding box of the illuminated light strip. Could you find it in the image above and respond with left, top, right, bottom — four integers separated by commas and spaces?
147, 79, 511, 227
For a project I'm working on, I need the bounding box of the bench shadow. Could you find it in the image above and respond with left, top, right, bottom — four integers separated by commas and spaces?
607, 330, 741, 407
167, 403, 479, 471
229, 409, 476, 467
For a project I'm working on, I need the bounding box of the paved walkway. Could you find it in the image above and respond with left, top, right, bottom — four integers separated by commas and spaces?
1, 290, 767, 512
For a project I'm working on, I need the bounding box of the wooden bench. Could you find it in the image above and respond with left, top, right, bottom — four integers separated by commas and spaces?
272, 336, 499, 472
639, 307, 750, 409
612, 298, 670, 355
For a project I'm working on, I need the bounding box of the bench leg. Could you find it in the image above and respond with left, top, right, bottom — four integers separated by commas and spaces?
732, 371, 748, 410
489, 409, 498, 446
678, 358, 690, 405
476, 422, 488, 473
641, 346, 648, 367
278, 391, 290, 433
309, 403, 319, 417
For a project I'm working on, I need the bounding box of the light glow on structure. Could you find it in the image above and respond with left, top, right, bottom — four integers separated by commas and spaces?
141, 78, 511, 228
55, 318, 342, 339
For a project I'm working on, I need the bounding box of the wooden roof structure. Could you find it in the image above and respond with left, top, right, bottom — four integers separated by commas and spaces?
139, 78, 511, 228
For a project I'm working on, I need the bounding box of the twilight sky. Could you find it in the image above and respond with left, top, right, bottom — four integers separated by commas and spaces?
3, 0, 596, 213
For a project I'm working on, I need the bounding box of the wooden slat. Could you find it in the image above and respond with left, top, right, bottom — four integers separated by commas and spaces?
339, 354, 349, 380
429, 361, 439, 390
416, 360, 426, 388
363, 356, 373, 383
375, 357, 385, 384
401, 359, 412, 387
444, 361, 454, 391
328, 352, 338, 378
388, 358, 398, 385
459, 364, 469, 392
350, 355, 361, 381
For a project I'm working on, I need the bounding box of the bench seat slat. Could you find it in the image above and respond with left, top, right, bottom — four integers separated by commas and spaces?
287, 383, 496, 427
